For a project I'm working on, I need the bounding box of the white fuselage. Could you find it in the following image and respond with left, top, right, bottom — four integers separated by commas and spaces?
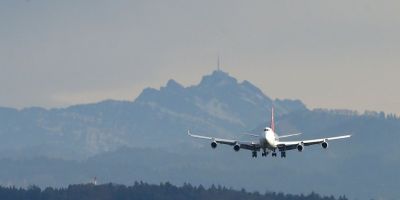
259, 127, 277, 150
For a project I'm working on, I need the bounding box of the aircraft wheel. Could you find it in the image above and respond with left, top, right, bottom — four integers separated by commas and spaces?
280, 151, 286, 158
252, 151, 257, 158
272, 152, 277, 157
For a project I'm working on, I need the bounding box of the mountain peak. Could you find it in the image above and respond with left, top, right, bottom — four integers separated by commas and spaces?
199, 70, 238, 88
165, 79, 184, 90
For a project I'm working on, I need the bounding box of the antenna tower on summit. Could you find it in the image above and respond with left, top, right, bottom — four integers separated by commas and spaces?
217, 55, 221, 71
92, 176, 97, 185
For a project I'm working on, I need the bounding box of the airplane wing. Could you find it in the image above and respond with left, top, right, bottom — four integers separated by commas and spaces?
276, 134, 351, 151
188, 130, 260, 151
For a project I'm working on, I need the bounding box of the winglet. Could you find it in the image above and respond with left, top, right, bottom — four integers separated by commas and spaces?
187, 130, 191, 136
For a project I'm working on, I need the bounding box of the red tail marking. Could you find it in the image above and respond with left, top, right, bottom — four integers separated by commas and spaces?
271, 107, 275, 132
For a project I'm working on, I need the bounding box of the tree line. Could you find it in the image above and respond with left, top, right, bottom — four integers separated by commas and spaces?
0, 182, 350, 200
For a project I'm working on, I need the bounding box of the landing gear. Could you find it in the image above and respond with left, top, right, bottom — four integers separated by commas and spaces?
280, 151, 286, 158
261, 152, 268, 157
271, 149, 277, 157
261, 149, 269, 157
252, 151, 257, 158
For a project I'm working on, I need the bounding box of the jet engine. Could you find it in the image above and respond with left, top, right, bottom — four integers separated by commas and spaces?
297, 143, 304, 152
233, 144, 240, 152
211, 141, 217, 149
322, 141, 328, 149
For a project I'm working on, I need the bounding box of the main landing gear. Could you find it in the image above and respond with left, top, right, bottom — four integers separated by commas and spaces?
271, 152, 286, 158
271, 149, 277, 157
261, 149, 269, 157
252, 150, 286, 158
270, 150, 286, 158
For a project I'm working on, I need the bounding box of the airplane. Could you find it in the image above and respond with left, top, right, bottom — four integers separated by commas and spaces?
188, 108, 351, 158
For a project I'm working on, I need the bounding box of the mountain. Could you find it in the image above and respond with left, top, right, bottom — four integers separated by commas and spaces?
0, 70, 306, 159
0, 70, 399, 200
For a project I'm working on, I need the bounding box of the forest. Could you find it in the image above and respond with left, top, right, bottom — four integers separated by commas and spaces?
0, 182, 349, 200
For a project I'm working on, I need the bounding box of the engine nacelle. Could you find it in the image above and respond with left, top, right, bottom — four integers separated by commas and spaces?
233, 144, 240, 152
211, 141, 217, 149
297, 143, 304, 152
322, 141, 328, 149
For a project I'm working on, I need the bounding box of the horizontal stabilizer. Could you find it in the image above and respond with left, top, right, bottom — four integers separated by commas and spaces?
242, 133, 259, 137
277, 133, 302, 139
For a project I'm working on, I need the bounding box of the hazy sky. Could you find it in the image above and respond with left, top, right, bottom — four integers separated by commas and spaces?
1, 0, 400, 114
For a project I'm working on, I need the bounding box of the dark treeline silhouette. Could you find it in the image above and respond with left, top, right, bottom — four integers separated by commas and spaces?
0, 182, 348, 200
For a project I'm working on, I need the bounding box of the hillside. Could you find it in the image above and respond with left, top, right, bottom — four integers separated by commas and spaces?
0, 70, 306, 159
0, 70, 399, 200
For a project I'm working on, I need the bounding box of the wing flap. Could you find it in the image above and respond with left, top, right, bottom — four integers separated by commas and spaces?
240, 142, 261, 151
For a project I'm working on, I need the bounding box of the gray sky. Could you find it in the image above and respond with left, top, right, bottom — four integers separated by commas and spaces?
1, 0, 400, 114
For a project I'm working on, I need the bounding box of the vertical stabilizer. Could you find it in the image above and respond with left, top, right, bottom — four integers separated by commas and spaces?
271, 107, 275, 132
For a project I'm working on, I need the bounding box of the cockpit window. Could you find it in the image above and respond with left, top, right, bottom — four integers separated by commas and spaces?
264, 128, 268, 131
